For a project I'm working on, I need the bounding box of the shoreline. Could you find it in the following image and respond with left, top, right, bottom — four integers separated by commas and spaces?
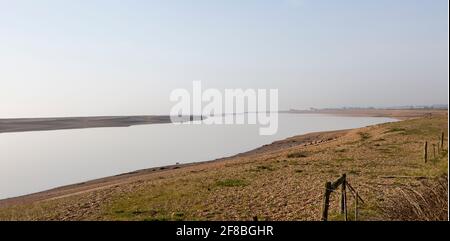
1, 109, 444, 134
0, 109, 447, 208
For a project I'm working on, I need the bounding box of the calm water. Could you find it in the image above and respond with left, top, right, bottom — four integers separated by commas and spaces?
0, 114, 394, 199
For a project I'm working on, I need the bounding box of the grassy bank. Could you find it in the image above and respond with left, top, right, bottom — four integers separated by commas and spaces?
0, 114, 447, 221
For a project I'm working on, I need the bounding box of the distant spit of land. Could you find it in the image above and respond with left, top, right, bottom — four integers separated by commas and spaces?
0, 115, 204, 134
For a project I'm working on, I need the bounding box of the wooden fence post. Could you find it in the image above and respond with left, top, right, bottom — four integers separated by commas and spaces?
354, 191, 358, 221
441, 132, 445, 151
322, 182, 332, 221
340, 176, 345, 214
340, 174, 347, 221
344, 186, 348, 221
433, 144, 436, 159
424, 141, 428, 163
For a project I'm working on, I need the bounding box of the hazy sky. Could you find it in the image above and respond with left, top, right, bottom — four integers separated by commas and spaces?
0, 0, 448, 118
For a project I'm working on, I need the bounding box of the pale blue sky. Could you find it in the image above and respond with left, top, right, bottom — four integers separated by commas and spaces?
0, 0, 448, 117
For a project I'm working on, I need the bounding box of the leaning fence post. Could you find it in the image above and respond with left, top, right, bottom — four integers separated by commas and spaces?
322, 182, 332, 221
424, 141, 428, 163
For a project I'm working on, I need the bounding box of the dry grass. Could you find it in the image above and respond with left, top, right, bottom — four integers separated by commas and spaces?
379, 175, 448, 221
